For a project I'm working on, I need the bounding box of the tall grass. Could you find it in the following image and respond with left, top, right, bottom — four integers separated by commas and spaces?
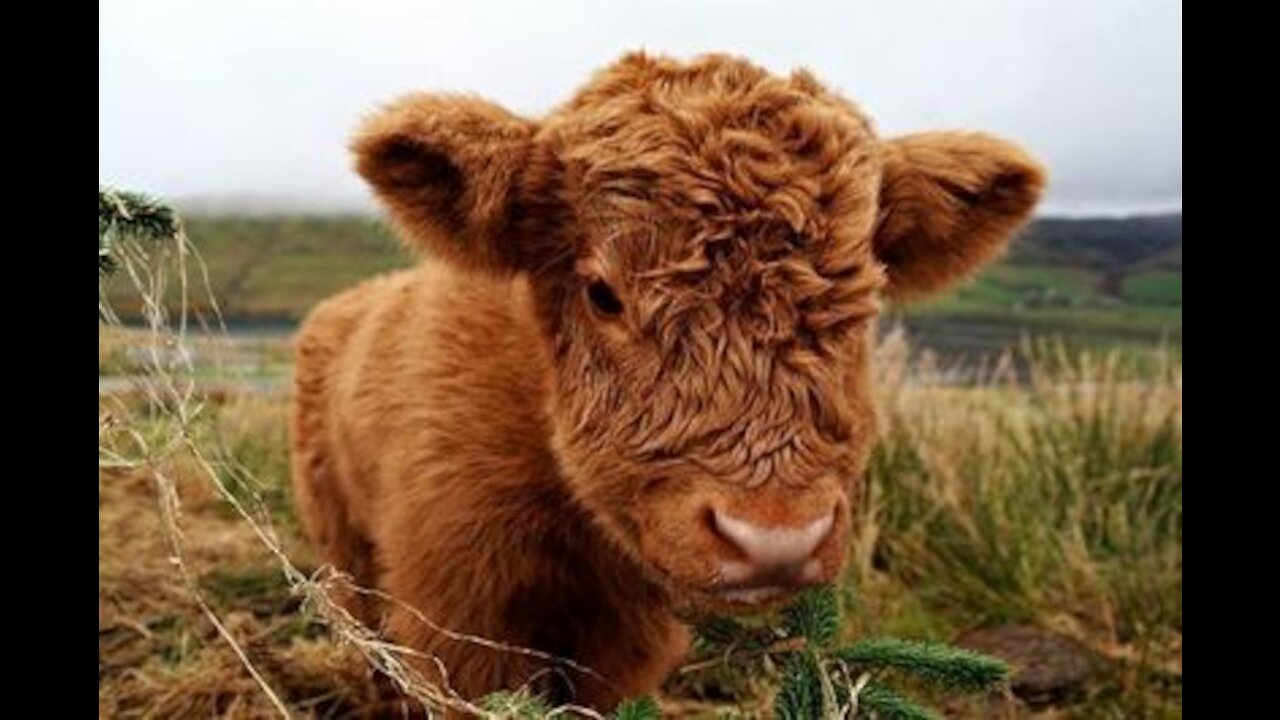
843, 332, 1182, 716
100, 312, 1182, 716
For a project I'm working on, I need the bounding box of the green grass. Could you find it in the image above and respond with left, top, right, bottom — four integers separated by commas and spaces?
965, 265, 1101, 308
846, 341, 1183, 717
903, 302, 1182, 339
1122, 270, 1182, 306
903, 264, 1181, 345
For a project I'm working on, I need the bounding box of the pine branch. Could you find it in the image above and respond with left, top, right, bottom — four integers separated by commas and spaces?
98, 187, 182, 274
775, 650, 826, 720
684, 586, 1012, 719
692, 615, 751, 651
781, 586, 841, 649
836, 637, 1009, 693
856, 683, 936, 720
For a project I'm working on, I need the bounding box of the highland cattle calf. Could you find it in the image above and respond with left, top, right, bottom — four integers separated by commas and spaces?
291, 51, 1044, 710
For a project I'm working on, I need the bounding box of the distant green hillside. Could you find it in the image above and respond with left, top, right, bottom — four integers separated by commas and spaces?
102, 214, 1182, 351
1009, 214, 1182, 269
898, 214, 1181, 351
101, 217, 411, 321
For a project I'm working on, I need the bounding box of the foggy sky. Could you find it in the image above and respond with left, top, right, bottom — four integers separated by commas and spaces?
99, 0, 1182, 215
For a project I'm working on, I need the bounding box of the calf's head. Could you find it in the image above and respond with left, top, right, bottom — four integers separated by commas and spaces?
353, 53, 1044, 611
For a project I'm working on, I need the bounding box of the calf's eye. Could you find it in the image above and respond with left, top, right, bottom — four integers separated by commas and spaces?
587, 280, 624, 316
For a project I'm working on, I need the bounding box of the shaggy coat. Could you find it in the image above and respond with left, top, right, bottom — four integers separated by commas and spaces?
291, 52, 1044, 710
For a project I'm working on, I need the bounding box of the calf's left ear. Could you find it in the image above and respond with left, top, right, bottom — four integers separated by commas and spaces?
874, 132, 1046, 298
351, 93, 537, 275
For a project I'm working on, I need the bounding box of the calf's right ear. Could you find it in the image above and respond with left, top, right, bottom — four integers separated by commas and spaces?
352, 93, 536, 275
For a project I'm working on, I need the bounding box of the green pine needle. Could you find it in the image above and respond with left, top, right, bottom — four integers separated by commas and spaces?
99, 187, 182, 274
775, 650, 826, 719
836, 637, 1009, 693
856, 683, 937, 720
693, 615, 750, 651
781, 586, 841, 649
612, 695, 661, 720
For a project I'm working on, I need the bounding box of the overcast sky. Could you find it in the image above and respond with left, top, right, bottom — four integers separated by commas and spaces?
99, 0, 1181, 216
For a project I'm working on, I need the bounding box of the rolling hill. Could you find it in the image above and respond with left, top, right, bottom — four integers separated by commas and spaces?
101, 213, 1182, 353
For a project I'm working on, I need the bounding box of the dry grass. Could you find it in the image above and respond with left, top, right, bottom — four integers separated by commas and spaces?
98, 457, 385, 718
99, 235, 616, 719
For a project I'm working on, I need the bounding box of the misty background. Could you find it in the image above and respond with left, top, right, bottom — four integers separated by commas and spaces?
99, 0, 1182, 216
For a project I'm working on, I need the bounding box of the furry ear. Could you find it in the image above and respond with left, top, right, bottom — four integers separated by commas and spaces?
874, 132, 1046, 298
352, 94, 536, 275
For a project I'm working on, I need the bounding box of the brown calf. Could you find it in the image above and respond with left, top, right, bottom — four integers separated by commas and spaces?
291, 51, 1044, 709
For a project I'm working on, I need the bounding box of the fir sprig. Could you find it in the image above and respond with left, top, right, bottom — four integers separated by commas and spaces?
836, 637, 1009, 693
692, 585, 1010, 719
855, 683, 936, 720
781, 587, 841, 649
775, 650, 827, 719
98, 187, 182, 274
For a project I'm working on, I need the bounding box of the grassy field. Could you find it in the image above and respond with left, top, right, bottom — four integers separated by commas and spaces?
98, 329, 1182, 718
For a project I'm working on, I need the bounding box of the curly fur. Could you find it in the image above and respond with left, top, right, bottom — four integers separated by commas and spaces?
291, 51, 1045, 710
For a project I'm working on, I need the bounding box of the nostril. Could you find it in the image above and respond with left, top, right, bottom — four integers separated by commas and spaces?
712, 508, 835, 569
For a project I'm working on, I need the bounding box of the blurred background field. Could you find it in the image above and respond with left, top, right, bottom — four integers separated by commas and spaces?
99, 212, 1181, 360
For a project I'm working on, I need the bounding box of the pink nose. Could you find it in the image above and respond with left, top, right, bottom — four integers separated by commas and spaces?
712, 509, 835, 584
